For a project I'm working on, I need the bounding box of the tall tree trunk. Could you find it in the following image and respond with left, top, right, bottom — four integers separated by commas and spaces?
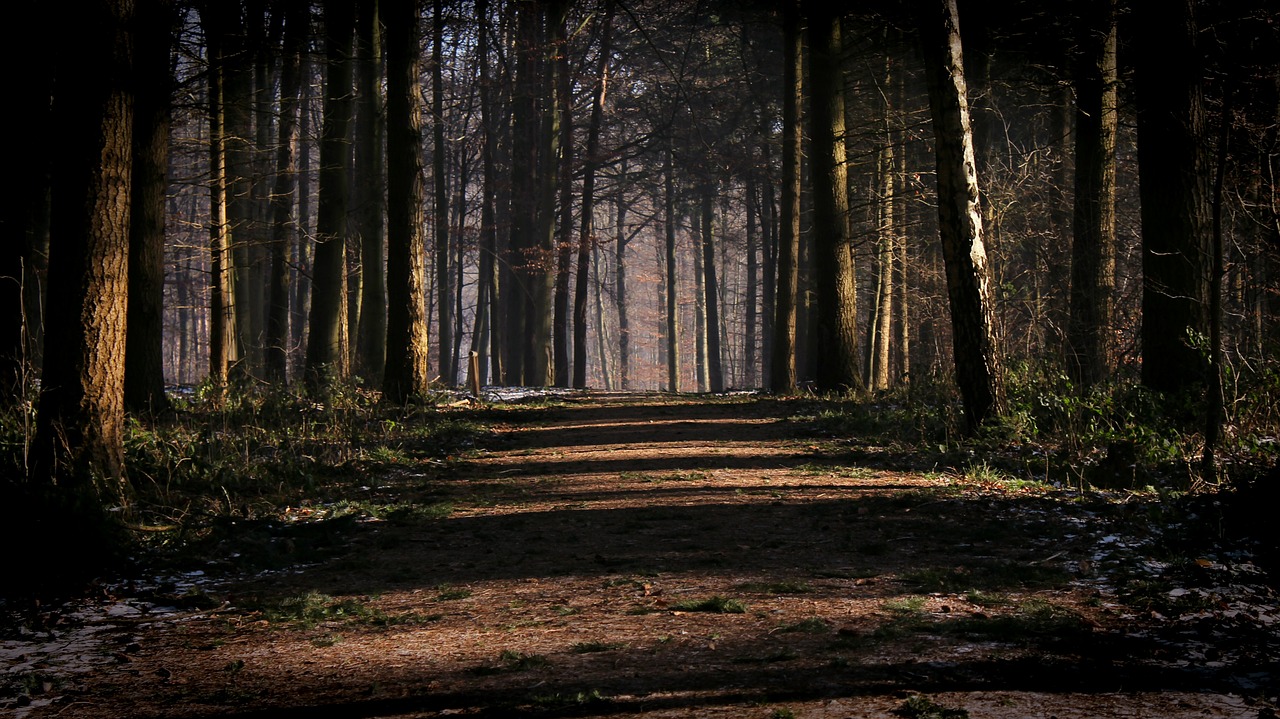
32, 0, 134, 529
504, 0, 540, 385
573, 7, 614, 389
305, 0, 356, 390
202, 2, 236, 393
470, 0, 498, 387
615, 184, 631, 390
382, 0, 432, 402
432, 0, 453, 385
700, 184, 725, 393
744, 172, 759, 389
223, 6, 258, 376
919, 0, 1006, 430
593, 242, 613, 389
664, 145, 680, 392
771, 2, 801, 394
291, 50, 314, 378
809, 7, 861, 392
266, 0, 305, 384
355, 0, 386, 384
1066, 0, 1117, 389
693, 211, 708, 392
553, 9, 574, 389
124, 0, 174, 414
1134, 0, 1211, 396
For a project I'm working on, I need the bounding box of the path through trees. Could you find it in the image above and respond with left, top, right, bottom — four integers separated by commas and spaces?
4, 394, 1273, 718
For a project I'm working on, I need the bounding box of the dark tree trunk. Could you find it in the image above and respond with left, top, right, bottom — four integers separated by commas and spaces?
700, 184, 725, 393
355, 0, 386, 385
382, 0, 432, 402
573, 7, 613, 389
202, 1, 236, 393
808, 7, 861, 392
1134, 0, 1211, 396
124, 0, 174, 414
266, 0, 306, 384
744, 173, 759, 389
771, 1, 800, 394
664, 143, 680, 392
919, 0, 1005, 430
1066, 0, 1117, 389
470, 0, 498, 387
306, 0, 356, 389
432, 0, 453, 385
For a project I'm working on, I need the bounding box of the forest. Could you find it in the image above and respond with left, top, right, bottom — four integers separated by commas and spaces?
1, 0, 1279, 715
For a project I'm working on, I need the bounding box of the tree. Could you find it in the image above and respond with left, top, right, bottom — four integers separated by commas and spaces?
664, 142, 680, 392
1134, 0, 1211, 396
700, 182, 725, 392
305, 0, 356, 390
382, 0, 432, 402
201, 0, 238, 394
124, 0, 175, 414
266, 0, 307, 384
354, 0, 387, 384
30, 0, 135, 528
1066, 0, 1118, 389
808, 5, 861, 392
771, 1, 802, 394
432, 0, 454, 386
573, 5, 615, 389
918, 0, 1005, 430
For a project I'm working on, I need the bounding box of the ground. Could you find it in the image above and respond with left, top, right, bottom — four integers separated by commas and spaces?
3, 392, 1278, 718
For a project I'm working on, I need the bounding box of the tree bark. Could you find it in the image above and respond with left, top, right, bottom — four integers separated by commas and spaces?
1066, 0, 1117, 389
573, 8, 613, 389
919, 0, 1006, 430
431, 0, 454, 386
808, 6, 861, 393
305, 0, 356, 390
202, 1, 236, 393
664, 143, 680, 392
124, 0, 174, 414
382, 0, 432, 402
1134, 0, 1211, 396
355, 0, 386, 385
771, 4, 800, 395
266, 0, 306, 385
700, 184, 725, 393
32, 0, 134, 507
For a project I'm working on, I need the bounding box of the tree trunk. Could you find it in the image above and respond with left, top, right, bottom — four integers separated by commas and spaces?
573, 8, 614, 389
554, 11, 574, 389
305, 0, 356, 390
615, 181, 631, 390
771, 3, 801, 394
504, 0, 540, 385
470, 0, 498, 387
919, 0, 1006, 430
291, 50, 314, 378
124, 0, 174, 414
1066, 0, 1117, 389
665, 145, 680, 392
266, 0, 306, 385
355, 0, 386, 385
223, 8, 258, 377
1134, 0, 1211, 396
382, 0, 432, 402
432, 0, 454, 386
701, 184, 725, 393
202, 2, 236, 393
744, 172, 759, 389
809, 7, 861, 393
32, 0, 134, 522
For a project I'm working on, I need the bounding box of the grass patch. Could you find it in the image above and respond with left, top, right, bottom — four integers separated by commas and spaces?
902, 560, 1068, 593
670, 596, 747, 613
780, 617, 832, 633
896, 694, 969, 718
434, 585, 473, 601
571, 641, 625, 653
735, 580, 815, 595
473, 650, 548, 675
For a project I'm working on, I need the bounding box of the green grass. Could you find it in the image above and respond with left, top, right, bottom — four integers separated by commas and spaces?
571, 641, 625, 653
779, 616, 832, 633
735, 580, 815, 595
670, 596, 747, 613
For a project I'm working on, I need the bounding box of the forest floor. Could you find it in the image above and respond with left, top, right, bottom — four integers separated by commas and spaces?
3, 391, 1279, 718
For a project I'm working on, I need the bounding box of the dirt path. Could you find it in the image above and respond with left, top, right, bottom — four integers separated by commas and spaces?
5, 392, 1276, 717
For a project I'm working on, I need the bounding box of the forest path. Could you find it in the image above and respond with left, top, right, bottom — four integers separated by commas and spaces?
13, 392, 1272, 718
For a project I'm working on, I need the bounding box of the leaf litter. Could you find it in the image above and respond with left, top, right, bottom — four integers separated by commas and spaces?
2, 391, 1277, 718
